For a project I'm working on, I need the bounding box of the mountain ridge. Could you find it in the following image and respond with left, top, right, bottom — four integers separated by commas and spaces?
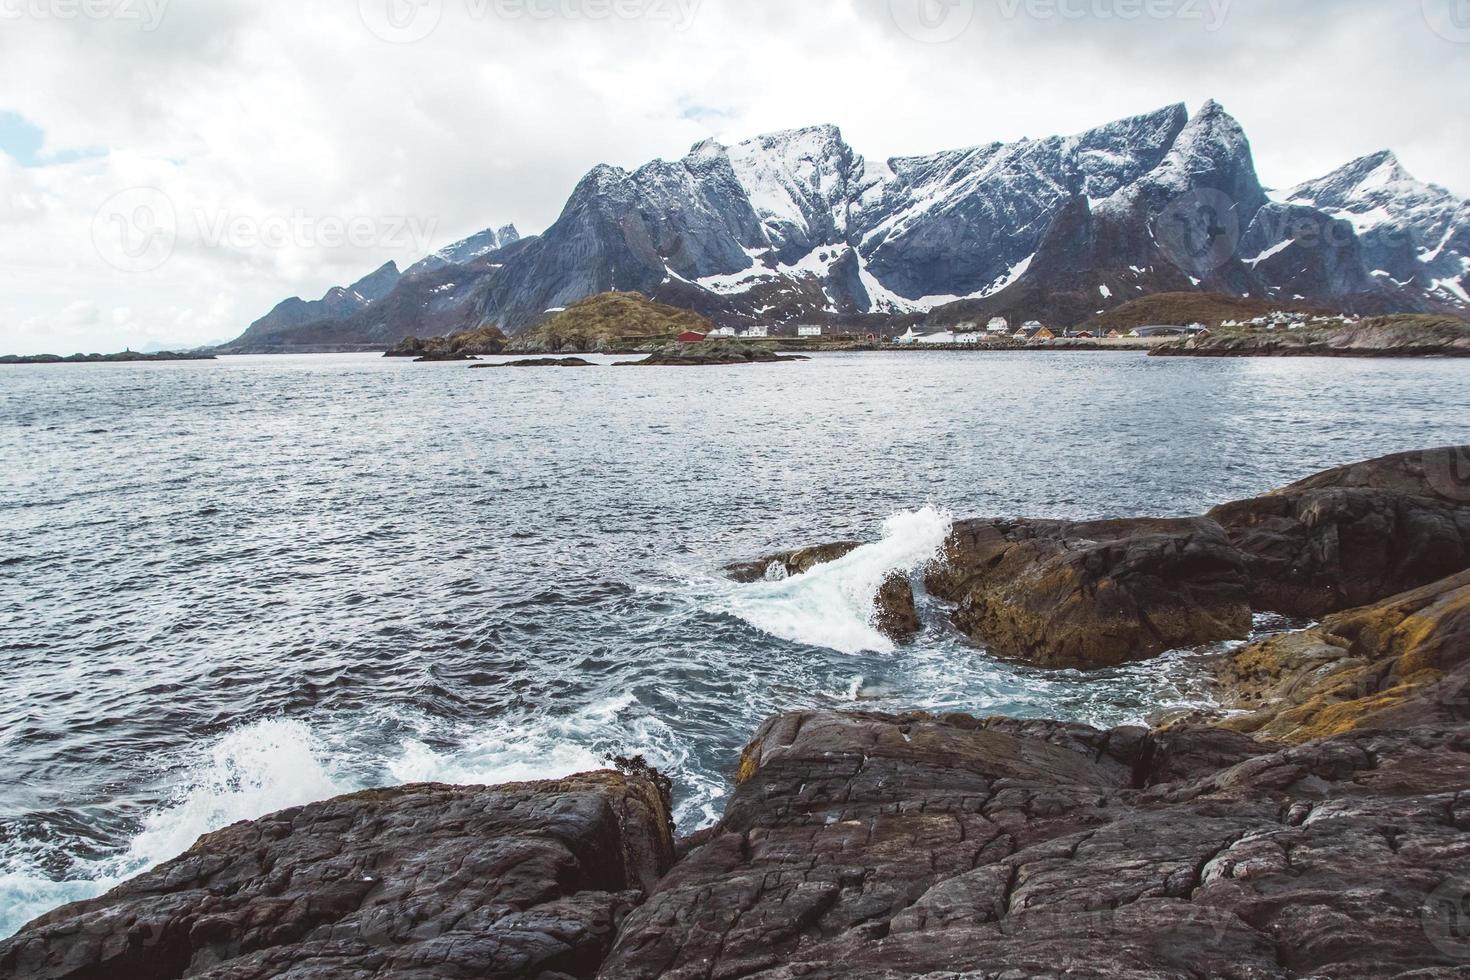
220, 102, 1469, 351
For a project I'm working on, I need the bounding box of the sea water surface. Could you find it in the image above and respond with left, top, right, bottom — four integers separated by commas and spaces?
2, 350, 1468, 935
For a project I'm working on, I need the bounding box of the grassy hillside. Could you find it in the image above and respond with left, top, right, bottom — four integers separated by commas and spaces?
508, 292, 717, 353
1082, 292, 1331, 333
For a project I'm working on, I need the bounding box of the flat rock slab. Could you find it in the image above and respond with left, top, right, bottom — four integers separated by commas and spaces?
598, 711, 1470, 979
1209, 447, 1470, 617
1, 771, 675, 980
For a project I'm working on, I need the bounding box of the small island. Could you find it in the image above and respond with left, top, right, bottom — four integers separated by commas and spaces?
470, 357, 596, 368
0, 350, 217, 365
616, 339, 808, 366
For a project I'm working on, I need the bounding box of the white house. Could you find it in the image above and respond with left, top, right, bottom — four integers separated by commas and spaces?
986, 317, 1010, 334
797, 325, 823, 337
895, 327, 921, 345
918, 330, 982, 345
739, 325, 769, 338
709, 326, 737, 337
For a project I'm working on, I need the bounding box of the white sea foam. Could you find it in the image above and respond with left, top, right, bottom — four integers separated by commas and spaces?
0, 718, 350, 938
721, 506, 952, 654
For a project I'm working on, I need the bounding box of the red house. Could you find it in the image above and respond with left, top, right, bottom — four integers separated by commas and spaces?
677, 331, 707, 343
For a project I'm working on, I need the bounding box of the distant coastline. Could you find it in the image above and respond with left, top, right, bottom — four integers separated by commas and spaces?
0, 350, 218, 365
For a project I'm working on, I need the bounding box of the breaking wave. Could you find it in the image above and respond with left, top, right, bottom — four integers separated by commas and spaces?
0, 699, 690, 939
719, 506, 952, 654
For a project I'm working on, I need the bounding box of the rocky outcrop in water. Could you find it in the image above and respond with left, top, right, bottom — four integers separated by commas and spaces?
470, 357, 597, 368
385, 325, 509, 359
600, 709, 1470, 979
749, 447, 1470, 669
925, 516, 1252, 668
0, 771, 674, 980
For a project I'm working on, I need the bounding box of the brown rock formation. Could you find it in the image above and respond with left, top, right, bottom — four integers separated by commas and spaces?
925, 516, 1253, 668
1207, 567, 1470, 743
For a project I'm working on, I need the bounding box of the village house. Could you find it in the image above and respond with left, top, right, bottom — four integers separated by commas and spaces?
796, 324, 823, 337
739, 325, 769, 338
708, 326, 736, 337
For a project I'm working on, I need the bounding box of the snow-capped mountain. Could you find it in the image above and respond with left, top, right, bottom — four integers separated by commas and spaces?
406, 224, 522, 276
1284, 152, 1470, 305
223, 102, 1468, 350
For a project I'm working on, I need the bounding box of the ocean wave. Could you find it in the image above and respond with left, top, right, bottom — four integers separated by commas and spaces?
717, 506, 952, 654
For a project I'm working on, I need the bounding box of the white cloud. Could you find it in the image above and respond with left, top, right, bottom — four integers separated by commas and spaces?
0, 0, 1465, 353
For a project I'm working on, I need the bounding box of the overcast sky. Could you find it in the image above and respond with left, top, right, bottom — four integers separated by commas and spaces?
1, 0, 1466, 353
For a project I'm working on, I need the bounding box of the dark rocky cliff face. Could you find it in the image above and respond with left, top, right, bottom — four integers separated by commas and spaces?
221, 102, 1469, 352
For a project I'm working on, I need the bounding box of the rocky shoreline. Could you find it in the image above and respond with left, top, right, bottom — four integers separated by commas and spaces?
5, 447, 1470, 978
1152, 315, 1470, 358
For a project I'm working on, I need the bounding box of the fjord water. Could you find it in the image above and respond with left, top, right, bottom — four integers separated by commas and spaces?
2, 351, 1467, 935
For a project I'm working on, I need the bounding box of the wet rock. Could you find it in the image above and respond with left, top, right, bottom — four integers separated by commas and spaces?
723, 541, 863, 583
925, 516, 1252, 669
0, 771, 675, 980
598, 710, 1470, 979
723, 542, 920, 645
1209, 447, 1470, 617
1207, 566, 1470, 743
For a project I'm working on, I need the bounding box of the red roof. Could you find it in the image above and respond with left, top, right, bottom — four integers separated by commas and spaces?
677, 331, 707, 343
